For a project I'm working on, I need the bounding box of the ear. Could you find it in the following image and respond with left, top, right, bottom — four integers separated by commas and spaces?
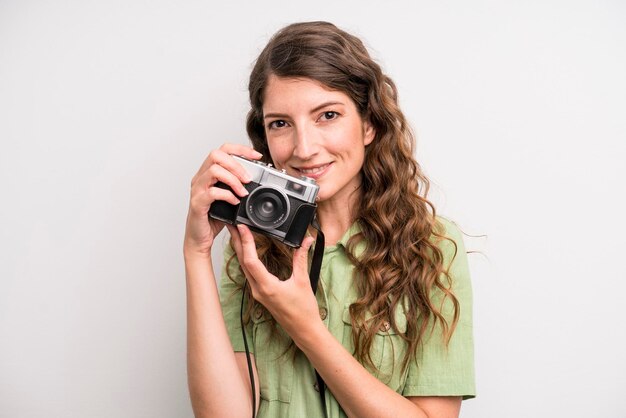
362, 120, 376, 146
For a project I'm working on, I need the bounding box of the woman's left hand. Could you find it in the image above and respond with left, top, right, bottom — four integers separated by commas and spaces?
227, 224, 322, 341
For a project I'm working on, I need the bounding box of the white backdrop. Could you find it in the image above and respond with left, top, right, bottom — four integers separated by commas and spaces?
1, 1, 625, 417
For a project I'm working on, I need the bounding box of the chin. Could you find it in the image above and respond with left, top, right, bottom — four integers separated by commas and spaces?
315, 190, 330, 202
314, 187, 338, 203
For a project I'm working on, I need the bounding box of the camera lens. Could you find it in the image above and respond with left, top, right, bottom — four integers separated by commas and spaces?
246, 187, 290, 229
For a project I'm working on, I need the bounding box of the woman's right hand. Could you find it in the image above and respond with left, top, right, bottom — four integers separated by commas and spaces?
183, 143, 263, 259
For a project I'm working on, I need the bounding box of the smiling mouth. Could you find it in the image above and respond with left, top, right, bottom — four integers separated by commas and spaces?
294, 163, 332, 178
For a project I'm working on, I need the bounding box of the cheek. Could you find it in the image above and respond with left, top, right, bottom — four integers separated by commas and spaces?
266, 140, 290, 166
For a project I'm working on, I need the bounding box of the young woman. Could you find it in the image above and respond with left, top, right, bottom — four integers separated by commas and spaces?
184, 21, 475, 418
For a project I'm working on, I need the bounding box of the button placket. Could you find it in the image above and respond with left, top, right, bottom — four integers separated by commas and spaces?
254, 307, 263, 320
316, 272, 330, 328
379, 321, 391, 333
319, 307, 328, 321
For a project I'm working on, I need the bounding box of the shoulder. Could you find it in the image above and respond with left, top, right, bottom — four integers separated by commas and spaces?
402, 218, 476, 398
431, 216, 473, 311
431, 216, 467, 265
433, 216, 465, 245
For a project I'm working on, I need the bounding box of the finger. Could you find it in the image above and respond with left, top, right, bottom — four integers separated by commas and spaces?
206, 187, 240, 206
194, 163, 249, 198
193, 145, 262, 184
219, 143, 264, 161
237, 224, 272, 284
226, 224, 239, 245
189, 173, 242, 218
226, 224, 261, 297
226, 224, 245, 268
233, 224, 266, 298
292, 236, 315, 281
188, 186, 239, 219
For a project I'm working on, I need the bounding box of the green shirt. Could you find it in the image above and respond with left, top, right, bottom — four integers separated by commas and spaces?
219, 216, 475, 417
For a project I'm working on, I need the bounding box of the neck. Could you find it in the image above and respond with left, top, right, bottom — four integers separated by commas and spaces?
315, 188, 361, 247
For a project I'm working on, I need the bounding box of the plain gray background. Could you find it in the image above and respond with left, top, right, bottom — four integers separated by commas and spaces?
1, 0, 625, 417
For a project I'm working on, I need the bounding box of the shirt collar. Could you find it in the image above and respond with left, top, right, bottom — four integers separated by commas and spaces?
336, 221, 362, 249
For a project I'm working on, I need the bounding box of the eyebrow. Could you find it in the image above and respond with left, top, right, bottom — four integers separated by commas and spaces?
263, 101, 345, 119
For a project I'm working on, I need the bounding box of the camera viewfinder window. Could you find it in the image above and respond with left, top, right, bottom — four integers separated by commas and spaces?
286, 181, 305, 195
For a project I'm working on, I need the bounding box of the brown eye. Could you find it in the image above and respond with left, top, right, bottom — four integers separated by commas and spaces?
269, 120, 287, 129
322, 111, 338, 121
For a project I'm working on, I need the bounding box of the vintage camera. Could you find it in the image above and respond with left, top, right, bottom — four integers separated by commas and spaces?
208, 155, 319, 248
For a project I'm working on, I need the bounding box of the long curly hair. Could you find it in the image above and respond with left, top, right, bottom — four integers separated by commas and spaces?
232, 21, 461, 373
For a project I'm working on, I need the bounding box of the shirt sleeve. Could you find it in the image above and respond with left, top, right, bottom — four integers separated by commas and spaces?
218, 242, 254, 354
401, 217, 476, 399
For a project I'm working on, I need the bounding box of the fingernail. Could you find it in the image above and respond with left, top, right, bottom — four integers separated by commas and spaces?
253, 151, 263, 158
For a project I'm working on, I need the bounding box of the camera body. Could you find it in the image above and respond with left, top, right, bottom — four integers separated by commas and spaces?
208, 155, 319, 248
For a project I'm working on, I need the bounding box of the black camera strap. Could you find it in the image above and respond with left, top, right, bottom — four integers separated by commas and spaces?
308, 218, 324, 295
241, 217, 328, 418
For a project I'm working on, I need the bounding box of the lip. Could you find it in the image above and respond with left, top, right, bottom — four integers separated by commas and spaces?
292, 162, 333, 180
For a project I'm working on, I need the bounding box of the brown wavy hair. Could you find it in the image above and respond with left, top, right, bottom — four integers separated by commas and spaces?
232, 21, 461, 373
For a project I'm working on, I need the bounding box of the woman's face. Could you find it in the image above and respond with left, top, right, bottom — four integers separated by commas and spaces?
262, 75, 375, 206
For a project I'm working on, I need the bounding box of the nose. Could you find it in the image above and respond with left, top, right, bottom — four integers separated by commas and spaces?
292, 124, 319, 160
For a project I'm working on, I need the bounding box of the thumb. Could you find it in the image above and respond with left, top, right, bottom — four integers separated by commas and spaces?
292, 236, 315, 281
